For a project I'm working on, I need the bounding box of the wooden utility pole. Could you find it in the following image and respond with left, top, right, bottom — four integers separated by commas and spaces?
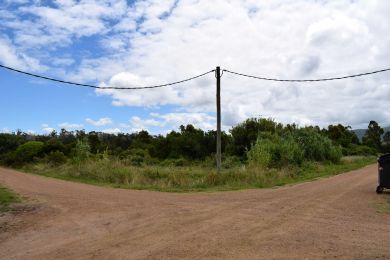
216, 66, 222, 173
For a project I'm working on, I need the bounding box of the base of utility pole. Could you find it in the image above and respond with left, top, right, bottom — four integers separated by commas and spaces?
216, 66, 222, 173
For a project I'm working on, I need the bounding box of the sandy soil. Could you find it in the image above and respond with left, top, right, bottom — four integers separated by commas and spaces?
0, 165, 389, 259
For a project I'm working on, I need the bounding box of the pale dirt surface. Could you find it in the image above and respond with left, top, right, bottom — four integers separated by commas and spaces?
0, 165, 390, 260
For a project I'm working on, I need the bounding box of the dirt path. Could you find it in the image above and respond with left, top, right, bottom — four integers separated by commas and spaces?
0, 165, 389, 259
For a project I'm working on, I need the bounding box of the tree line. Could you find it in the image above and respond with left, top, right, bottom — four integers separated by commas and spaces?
0, 118, 388, 167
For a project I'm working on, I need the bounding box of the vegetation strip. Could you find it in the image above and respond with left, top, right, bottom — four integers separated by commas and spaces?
19, 157, 375, 192
0, 185, 20, 212
0, 117, 385, 192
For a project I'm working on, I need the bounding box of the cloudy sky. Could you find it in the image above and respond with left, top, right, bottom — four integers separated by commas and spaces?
1, 0, 390, 134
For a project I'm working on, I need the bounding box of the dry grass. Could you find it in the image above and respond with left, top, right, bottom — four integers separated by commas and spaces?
21, 156, 375, 192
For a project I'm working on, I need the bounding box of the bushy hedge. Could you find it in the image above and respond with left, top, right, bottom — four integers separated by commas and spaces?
293, 128, 342, 163
247, 132, 303, 168
46, 151, 67, 166
248, 129, 342, 168
0, 141, 44, 166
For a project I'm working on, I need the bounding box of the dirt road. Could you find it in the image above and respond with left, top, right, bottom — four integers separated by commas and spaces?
0, 165, 389, 259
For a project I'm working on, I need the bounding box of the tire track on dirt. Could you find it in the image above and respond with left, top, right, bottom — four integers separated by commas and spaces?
1, 165, 390, 259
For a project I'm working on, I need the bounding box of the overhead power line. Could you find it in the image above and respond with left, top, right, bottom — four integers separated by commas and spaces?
2, 63, 390, 89
223, 68, 390, 82
0, 64, 215, 90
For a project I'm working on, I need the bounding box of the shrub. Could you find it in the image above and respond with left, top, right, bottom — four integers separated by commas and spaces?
346, 144, 377, 156
120, 148, 151, 166
247, 132, 304, 168
293, 128, 342, 163
160, 158, 189, 167
130, 155, 144, 166
14, 141, 44, 165
0, 152, 17, 166
73, 138, 91, 161
247, 129, 342, 168
46, 151, 67, 166
222, 156, 241, 169
43, 139, 66, 155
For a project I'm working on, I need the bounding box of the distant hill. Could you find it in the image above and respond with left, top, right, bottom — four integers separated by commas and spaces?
352, 126, 390, 141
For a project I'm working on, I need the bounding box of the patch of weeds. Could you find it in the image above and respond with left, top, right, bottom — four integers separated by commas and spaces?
18, 156, 375, 192
376, 197, 390, 214
0, 185, 20, 212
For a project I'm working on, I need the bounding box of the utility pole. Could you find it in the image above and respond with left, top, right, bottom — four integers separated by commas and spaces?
216, 66, 222, 173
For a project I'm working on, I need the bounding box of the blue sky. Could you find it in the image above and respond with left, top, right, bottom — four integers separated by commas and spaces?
1, 0, 390, 134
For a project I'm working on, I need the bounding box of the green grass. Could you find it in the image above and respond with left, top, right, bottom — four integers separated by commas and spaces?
18, 156, 376, 192
0, 185, 20, 212
376, 197, 390, 213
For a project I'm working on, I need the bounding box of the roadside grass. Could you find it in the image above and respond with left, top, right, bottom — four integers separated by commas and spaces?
19, 156, 376, 192
0, 185, 20, 212
376, 197, 390, 213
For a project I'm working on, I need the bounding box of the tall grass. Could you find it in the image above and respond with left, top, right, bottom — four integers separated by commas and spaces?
0, 185, 20, 212
248, 130, 342, 168
21, 156, 375, 192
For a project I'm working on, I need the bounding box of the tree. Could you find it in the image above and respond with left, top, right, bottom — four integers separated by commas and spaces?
74, 138, 91, 161
362, 121, 384, 151
325, 124, 359, 147
43, 139, 66, 154
0, 133, 24, 155
15, 141, 45, 164
229, 118, 281, 157
384, 131, 390, 144
382, 131, 390, 153
162, 125, 206, 159
88, 132, 102, 154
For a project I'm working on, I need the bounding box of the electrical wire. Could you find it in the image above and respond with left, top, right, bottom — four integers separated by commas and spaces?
2, 62, 390, 87
223, 68, 390, 82
0, 64, 215, 90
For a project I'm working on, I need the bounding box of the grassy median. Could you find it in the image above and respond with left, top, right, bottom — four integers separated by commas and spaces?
20, 156, 375, 192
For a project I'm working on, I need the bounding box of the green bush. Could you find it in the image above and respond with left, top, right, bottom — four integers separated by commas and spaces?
46, 151, 67, 166
120, 148, 151, 166
160, 158, 189, 167
247, 129, 342, 168
14, 141, 44, 165
247, 132, 304, 168
0, 152, 17, 166
346, 144, 377, 156
130, 155, 144, 166
222, 156, 241, 169
43, 139, 66, 155
293, 128, 342, 163
73, 138, 91, 161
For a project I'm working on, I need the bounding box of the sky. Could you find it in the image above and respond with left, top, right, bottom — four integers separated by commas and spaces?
1, 0, 390, 135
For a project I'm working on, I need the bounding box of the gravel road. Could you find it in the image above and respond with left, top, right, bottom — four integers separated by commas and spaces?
0, 165, 389, 259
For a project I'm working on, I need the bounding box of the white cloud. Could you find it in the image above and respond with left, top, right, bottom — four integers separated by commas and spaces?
58, 122, 84, 130
3, 0, 390, 130
86, 117, 113, 126
102, 128, 122, 134
13, 0, 128, 48
42, 127, 55, 134
51, 57, 75, 66
0, 36, 42, 71
93, 0, 390, 129
130, 116, 162, 130
127, 112, 216, 132
1, 128, 12, 133
155, 112, 215, 130
5, 0, 30, 4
